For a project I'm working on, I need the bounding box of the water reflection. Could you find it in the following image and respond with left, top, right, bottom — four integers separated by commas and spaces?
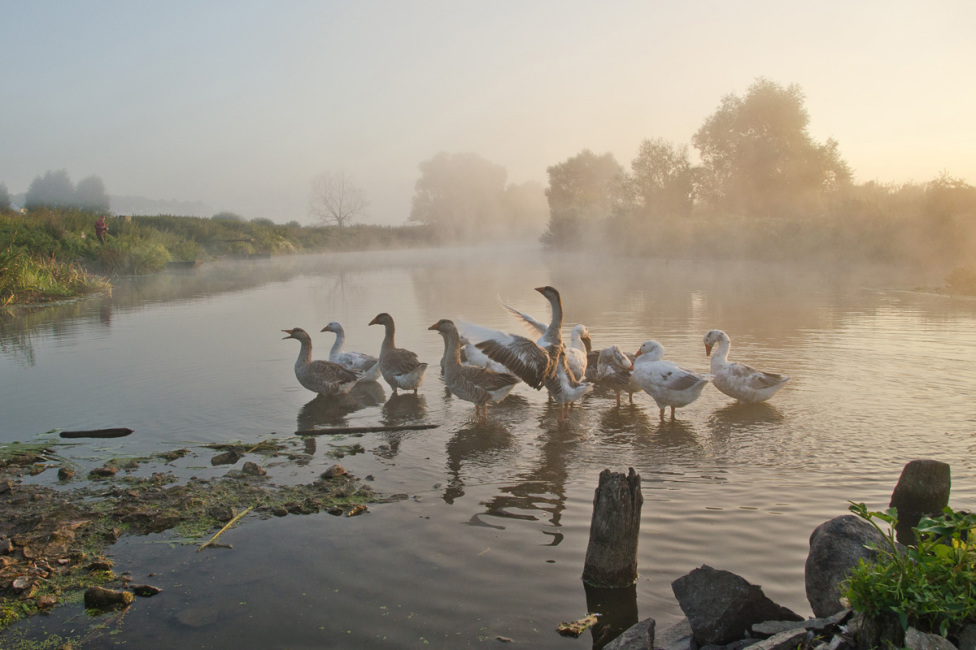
295, 382, 386, 430
584, 583, 639, 650
443, 420, 516, 504
706, 401, 785, 440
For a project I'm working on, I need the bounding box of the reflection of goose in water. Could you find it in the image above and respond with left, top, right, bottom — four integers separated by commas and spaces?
380, 393, 427, 426
296, 386, 384, 430
706, 401, 786, 451
443, 420, 516, 505
466, 408, 584, 539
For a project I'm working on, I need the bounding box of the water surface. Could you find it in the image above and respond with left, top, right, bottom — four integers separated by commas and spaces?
2, 245, 975, 648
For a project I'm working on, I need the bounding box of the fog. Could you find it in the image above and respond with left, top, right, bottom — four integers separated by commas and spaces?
2, 2, 974, 225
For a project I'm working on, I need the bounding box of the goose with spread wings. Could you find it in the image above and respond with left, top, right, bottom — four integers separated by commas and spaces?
461, 286, 592, 420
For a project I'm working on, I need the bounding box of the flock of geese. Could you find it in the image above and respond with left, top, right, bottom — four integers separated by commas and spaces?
283, 286, 791, 422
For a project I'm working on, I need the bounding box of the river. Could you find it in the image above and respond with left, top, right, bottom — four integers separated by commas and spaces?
2, 244, 975, 648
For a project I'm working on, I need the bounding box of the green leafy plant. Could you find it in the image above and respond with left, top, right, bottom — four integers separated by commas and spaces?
843, 502, 976, 639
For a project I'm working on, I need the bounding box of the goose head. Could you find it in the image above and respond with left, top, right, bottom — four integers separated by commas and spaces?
282, 328, 311, 343
368, 313, 394, 328
321, 321, 343, 334
703, 329, 729, 356
427, 318, 457, 336
634, 340, 664, 362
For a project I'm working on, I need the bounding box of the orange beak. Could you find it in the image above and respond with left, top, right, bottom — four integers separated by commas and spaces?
427, 323, 439, 331
282, 329, 295, 339
704, 343, 713, 356
368, 316, 379, 326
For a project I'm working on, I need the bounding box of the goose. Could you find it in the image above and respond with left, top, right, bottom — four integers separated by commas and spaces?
460, 286, 592, 421
632, 340, 711, 418
321, 321, 381, 381
459, 335, 511, 375
594, 345, 635, 406
282, 328, 360, 395
703, 329, 790, 403
565, 324, 592, 382
368, 313, 428, 394
429, 319, 520, 419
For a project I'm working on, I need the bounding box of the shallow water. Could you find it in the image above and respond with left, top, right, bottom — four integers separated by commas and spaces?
2, 244, 976, 648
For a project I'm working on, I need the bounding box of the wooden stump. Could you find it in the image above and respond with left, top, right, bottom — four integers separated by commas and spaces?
889, 459, 950, 546
582, 468, 643, 588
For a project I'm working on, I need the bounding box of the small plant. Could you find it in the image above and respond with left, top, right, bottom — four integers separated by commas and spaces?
843, 502, 976, 640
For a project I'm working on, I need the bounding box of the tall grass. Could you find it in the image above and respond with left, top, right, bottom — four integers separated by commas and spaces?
0, 240, 109, 306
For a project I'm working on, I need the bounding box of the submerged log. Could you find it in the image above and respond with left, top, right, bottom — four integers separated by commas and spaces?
60, 427, 134, 439
582, 468, 643, 588
296, 424, 439, 435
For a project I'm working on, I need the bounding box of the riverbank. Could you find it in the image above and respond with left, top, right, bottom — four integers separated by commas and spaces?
0, 436, 381, 644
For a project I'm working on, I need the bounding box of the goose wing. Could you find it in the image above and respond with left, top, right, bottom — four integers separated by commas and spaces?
498, 299, 548, 338
385, 347, 423, 376
459, 321, 551, 389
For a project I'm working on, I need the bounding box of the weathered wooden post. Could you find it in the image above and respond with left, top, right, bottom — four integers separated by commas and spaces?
582, 467, 643, 587
889, 459, 950, 546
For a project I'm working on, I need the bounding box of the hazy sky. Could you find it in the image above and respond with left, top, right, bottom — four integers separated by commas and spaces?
2, 2, 974, 225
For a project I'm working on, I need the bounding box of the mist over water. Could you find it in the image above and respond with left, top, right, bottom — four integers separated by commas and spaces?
2, 244, 975, 648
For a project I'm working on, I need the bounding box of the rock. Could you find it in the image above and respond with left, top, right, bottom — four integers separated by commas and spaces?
88, 466, 119, 479
271, 506, 288, 517
321, 464, 346, 479
57, 467, 75, 481
904, 627, 957, 650
210, 450, 241, 466
37, 593, 59, 609
750, 628, 810, 650
208, 505, 235, 522
86, 559, 114, 572
0, 480, 13, 494
958, 624, 976, 650
241, 462, 266, 477
805, 515, 889, 617
84, 586, 134, 610
889, 459, 950, 546
604, 617, 655, 650
672, 565, 803, 646
131, 584, 162, 597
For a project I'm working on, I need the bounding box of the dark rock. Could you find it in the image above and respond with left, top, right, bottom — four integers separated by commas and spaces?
904, 627, 956, 650
241, 461, 266, 477
208, 505, 235, 522
57, 467, 75, 481
131, 584, 162, 597
604, 617, 655, 650
750, 628, 810, 650
889, 459, 950, 546
672, 565, 803, 646
272, 506, 288, 517
210, 450, 241, 466
805, 515, 889, 617
88, 466, 119, 479
84, 586, 134, 609
958, 624, 976, 650
86, 559, 114, 572
321, 464, 346, 479
0, 480, 11, 494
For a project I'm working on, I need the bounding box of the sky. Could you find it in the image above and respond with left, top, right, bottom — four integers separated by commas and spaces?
2, 1, 974, 225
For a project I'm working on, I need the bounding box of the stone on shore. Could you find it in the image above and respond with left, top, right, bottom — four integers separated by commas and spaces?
889, 459, 950, 546
603, 617, 655, 650
672, 565, 803, 646
805, 515, 889, 617
84, 585, 134, 610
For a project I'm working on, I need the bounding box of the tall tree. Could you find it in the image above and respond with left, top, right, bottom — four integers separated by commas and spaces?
25, 169, 75, 210
74, 175, 110, 212
409, 152, 508, 240
0, 182, 11, 212
628, 138, 693, 218
692, 78, 851, 217
308, 170, 368, 227
543, 150, 625, 247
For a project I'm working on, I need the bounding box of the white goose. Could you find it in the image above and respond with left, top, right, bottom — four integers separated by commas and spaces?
632, 340, 711, 418
703, 329, 790, 403
429, 319, 520, 420
565, 324, 592, 382
321, 321, 381, 382
461, 286, 592, 421
283, 328, 360, 395
368, 313, 428, 395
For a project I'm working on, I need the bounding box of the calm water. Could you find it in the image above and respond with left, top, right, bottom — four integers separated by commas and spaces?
3, 245, 976, 649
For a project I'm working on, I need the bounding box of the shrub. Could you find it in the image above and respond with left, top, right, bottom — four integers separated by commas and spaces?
843, 502, 976, 641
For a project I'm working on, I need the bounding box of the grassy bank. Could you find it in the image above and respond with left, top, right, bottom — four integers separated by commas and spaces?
0, 209, 436, 305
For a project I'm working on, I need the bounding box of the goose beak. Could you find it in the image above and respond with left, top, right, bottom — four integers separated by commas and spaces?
634, 349, 643, 358
427, 322, 439, 331
282, 329, 294, 339
368, 316, 379, 326
704, 343, 713, 356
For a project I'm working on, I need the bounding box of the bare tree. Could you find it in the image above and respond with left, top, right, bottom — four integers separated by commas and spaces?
308, 170, 368, 227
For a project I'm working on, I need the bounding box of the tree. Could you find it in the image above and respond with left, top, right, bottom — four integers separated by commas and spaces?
501, 180, 549, 236
628, 138, 693, 218
0, 182, 11, 212
74, 175, 110, 213
308, 170, 368, 227
543, 150, 625, 247
692, 78, 851, 217
409, 152, 508, 240
25, 169, 75, 210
